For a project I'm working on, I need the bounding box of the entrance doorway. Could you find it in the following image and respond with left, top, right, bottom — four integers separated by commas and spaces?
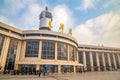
40, 65, 57, 74
61, 65, 73, 73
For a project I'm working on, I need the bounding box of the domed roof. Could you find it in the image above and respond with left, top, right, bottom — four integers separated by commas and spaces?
39, 7, 52, 20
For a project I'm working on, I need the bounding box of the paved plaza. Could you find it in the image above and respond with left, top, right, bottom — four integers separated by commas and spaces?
0, 71, 120, 80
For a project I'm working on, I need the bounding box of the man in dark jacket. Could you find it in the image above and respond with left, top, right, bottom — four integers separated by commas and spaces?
38, 69, 42, 77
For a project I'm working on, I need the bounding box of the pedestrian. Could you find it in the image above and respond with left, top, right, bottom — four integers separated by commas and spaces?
38, 69, 42, 77
43, 69, 46, 76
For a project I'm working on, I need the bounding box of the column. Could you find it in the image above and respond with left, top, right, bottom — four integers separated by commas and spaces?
21, 41, 26, 61
14, 64, 19, 70
58, 65, 61, 74
36, 64, 40, 71
14, 41, 22, 70
73, 65, 76, 73
90, 52, 94, 71
83, 51, 86, 70
112, 53, 117, 69
67, 45, 70, 62
0, 37, 10, 71
96, 52, 100, 71
38, 40, 42, 60
102, 53, 106, 71
55, 42, 57, 61
107, 53, 112, 71
0, 36, 7, 66
117, 54, 120, 68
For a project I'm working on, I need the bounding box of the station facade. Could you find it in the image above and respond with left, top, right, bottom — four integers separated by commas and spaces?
0, 7, 120, 74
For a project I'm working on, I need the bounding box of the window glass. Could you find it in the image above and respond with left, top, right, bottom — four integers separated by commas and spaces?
78, 51, 83, 64
85, 52, 91, 71
25, 41, 39, 57
5, 38, 18, 70
41, 41, 55, 59
57, 42, 67, 60
69, 45, 75, 61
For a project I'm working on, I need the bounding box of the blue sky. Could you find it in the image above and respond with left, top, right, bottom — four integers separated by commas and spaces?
0, 0, 120, 47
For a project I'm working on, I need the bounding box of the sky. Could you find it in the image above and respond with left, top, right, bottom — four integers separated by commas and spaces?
0, 0, 120, 48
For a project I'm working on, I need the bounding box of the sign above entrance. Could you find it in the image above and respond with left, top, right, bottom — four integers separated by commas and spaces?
42, 65, 55, 68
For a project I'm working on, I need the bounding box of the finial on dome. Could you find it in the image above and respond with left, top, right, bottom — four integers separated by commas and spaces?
45, 6, 48, 11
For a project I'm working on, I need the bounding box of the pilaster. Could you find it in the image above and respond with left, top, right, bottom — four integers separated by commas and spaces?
96, 52, 100, 71
55, 42, 57, 61
67, 45, 70, 62
38, 40, 42, 60
58, 65, 61, 74
21, 41, 26, 61
102, 53, 106, 71
108, 53, 112, 71
14, 41, 21, 70
83, 51, 86, 70
112, 53, 117, 69
73, 65, 76, 73
0, 37, 10, 71
90, 52, 94, 71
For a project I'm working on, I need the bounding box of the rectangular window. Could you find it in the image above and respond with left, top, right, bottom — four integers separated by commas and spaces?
85, 52, 91, 71
57, 42, 67, 60
78, 51, 83, 64
69, 45, 76, 61
5, 38, 18, 70
25, 41, 39, 57
41, 41, 55, 59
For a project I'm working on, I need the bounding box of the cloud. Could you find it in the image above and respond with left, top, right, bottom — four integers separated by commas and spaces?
102, 0, 120, 9
0, 0, 74, 31
19, 4, 42, 30
2, 0, 37, 15
73, 11, 120, 47
0, 15, 16, 27
18, 4, 74, 31
0, 0, 43, 30
52, 4, 74, 33
76, 0, 99, 10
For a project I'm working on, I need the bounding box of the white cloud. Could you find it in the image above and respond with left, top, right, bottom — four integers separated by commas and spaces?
3, 0, 37, 15
102, 0, 120, 9
0, 15, 16, 27
18, 4, 74, 31
76, 0, 99, 10
0, 0, 43, 30
73, 11, 120, 47
52, 4, 74, 33
19, 4, 42, 30
0, 1, 74, 31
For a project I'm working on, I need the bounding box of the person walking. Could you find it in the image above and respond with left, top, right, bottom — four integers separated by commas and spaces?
38, 69, 42, 77
43, 69, 46, 76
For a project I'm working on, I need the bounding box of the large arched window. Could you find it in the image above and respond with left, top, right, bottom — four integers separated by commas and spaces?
69, 45, 76, 61
57, 42, 67, 60
78, 51, 83, 64
104, 53, 109, 70
25, 41, 39, 57
85, 51, 91, 71
41, 41, 55, 59
92, 52, 97, 71
5, 38, 18, 70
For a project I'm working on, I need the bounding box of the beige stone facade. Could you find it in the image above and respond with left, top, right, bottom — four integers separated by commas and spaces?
0, 22, 120, 74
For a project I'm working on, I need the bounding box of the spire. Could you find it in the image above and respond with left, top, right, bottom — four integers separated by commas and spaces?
45, 6, 48, 11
